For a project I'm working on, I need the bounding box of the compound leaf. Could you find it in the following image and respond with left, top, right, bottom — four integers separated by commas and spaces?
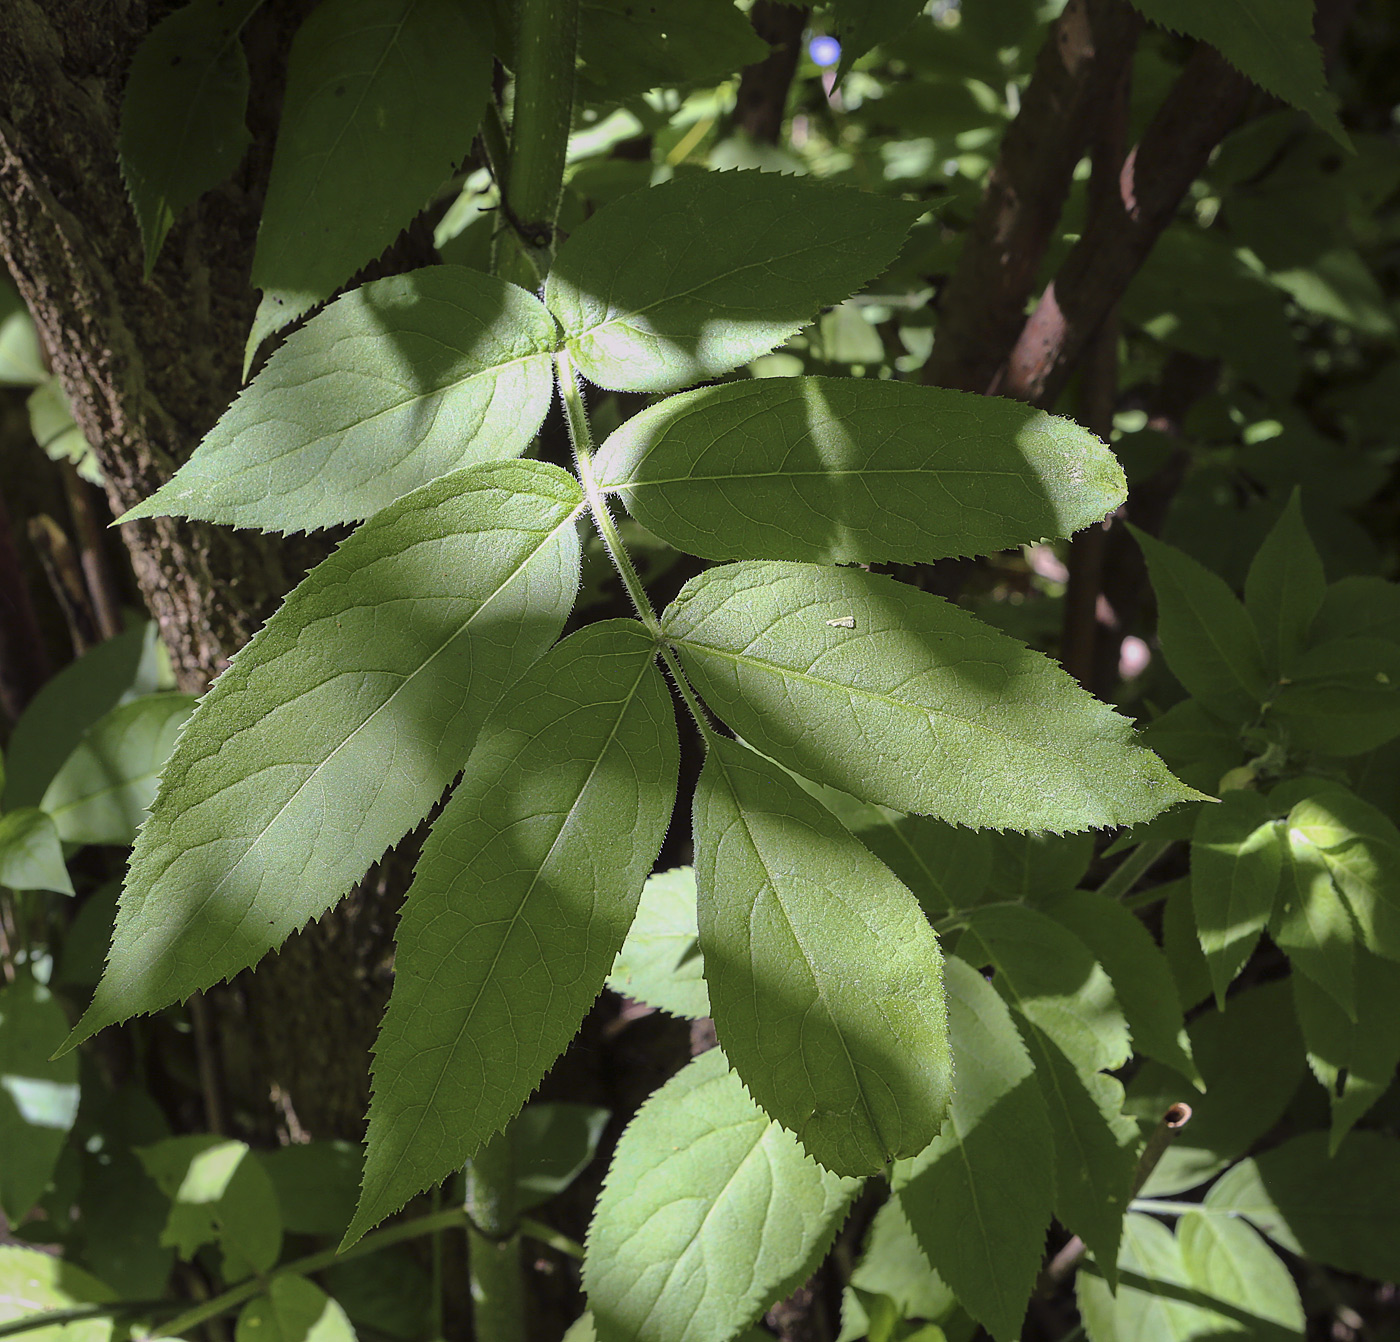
694, 736, 952, 1176
125, 269, 558, 533
596, 377, 1125, 565
663, 561, 1198, 832
585, 1048, 859, 1342
68, 462, 582, 1051
352, 620, 678, 1242
247, 0, 492, 365
546, 174, 918, 393
894, 957, 1052, 1342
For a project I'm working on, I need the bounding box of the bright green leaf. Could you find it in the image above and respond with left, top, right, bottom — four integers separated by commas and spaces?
353, 620, 677, 1241
0, 810, 73, 896
1190, 790, 1282, 1006
607, 867, 710, 1020
663, 561, 1199, 832
68, 462, 583, 1051
0, 1247, 116, 1342
1043, 889, 1198, 1087
138, 1136, 282, 1279
246, 0, 492, 364
694, 736, 952, 1175
546, 174, 919, 393
40, 694, 195, 847
1243, 490, 1326, 673
1273, 824, 1357, 1019
1131, 525, 1270, 713
584, 1048, 859, 1342
125, 269, 558, 533
236, 1275, 357, 1342
596, 378, 1125, 564
119, 0, 265, 275
1206, 1131, 1400, 1282
1124, 0, 1347, 147
894, 958, 1052, 1342
0, 979, 81, 1223
844, 1200, 954, 1334
1177, 1213, 1304, 1337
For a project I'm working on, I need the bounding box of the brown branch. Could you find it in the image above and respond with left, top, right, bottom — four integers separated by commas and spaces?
58, 459, 123, 639
923, 0, 1142, 393
732, 2, 809, 145
995, 43, 1254, 407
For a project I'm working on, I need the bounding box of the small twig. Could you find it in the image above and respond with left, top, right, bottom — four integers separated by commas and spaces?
187, 990, 226, 1137
1096, 839, 1171, 904
27, 512, 97, 654
58, 459, 122, 639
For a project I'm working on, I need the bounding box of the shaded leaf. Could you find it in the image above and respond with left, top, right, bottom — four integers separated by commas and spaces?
1244, 490, 1326, 673
41, 694, 195, 847
596, 378, 1125, 564
694, 737, 951, 1175
1269, 637, 1400, 755
663, 561, 1199, 832
262, 1142, 363, 1238
1308, 575, 1400, 646
895, 958, 1052, 1342
547, 174, 919, 393
0, 810, 73, 896
119, 0, 264, 275
829, 0, 927, 80
69, 462, 582, 1050
0, 979, 80, 1222
1273, 823, 1357, 1019
515, 1104, 611, 1213
585, 1049, 859, 1342
247, 0, 492, 363
607, 867, 710, 1020
235, 1275, 357, 1342
354, 621, 677, 1241
126, 269, 558, 533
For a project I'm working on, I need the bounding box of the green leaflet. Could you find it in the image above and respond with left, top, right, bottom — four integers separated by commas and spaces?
1042, 889, 1199, 1087
1243, 491, 1325, 673
1292, 946, 1400, 1152
607, 866, 710, 1021
235, 1275, 357, 1342
1287, 787, 1400, 961
245, 0, 492, 366
1125, 0, 1348, 148
843, 1200, 955, 1333
1190, 790, 1282, 1006
1273, 826, 1357, 1020
40, 694, 196, 847
1130, 526, 1270, 714
546, 174, 919, 393
961, 905, 1136, 1276
584, 1048, 859, 1342
1077, 1212, 1303, 1341
119, 0, 265, 276
125, 269, 558, 533
1309, 574, 1400, 645
595, 377, 1125, 565
352, 620, 678, 1242
67, 462, 582, 1051
576, 0, 769, 102
1268, 637, 1400, 755
693, 737, 952, 1176
0, 1248, 117, 1342
0, 979, 80, 1223
663, 561, 1198, 831
0, 809, 73, 896
894, 957, 1053, 1342
828, 0, 927, 80
1205, 1131, 1400, 1283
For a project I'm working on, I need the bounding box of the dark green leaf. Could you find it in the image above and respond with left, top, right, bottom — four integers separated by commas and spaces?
246, 0, 492, 363
585, 1049, 859, 1342
596, 378, 1125, 564
829, 0, 927, 80
694, 737, 952, 1175
262, 1142, 363, 1237
354, 621, 677, 1241
1244, 491, 1326, 673
1308, 575, 1400, 646
69, 462, 582, 1050
547, 174, 919, 392
663, 562, 1199, 831
894, 958, 1052, 1342
0, 979, 80, 1222
1206, 1131, 1400, 1282
119, 0, 264, 275
515, 1104, 611, 1212
125, 269, 559, 533
1268, 637, 1400, 755
1131, 525, 1269, 712
1190, 790, 1282, 1005
607, 867, 709, 1020
235, 1275, 356, 1342
40, 694, 195, 847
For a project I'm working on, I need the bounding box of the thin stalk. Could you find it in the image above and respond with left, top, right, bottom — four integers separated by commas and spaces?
145, 1208, 469, 1339
464, 1130, 524, 1342
1097, 839, 1171, 904
555, 350, 715, 739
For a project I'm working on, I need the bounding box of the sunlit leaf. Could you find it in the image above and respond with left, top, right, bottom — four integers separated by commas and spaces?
607, 867, 710, 1021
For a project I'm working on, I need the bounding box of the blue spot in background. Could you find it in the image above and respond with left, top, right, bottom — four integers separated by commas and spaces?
809, 34, 841, 68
